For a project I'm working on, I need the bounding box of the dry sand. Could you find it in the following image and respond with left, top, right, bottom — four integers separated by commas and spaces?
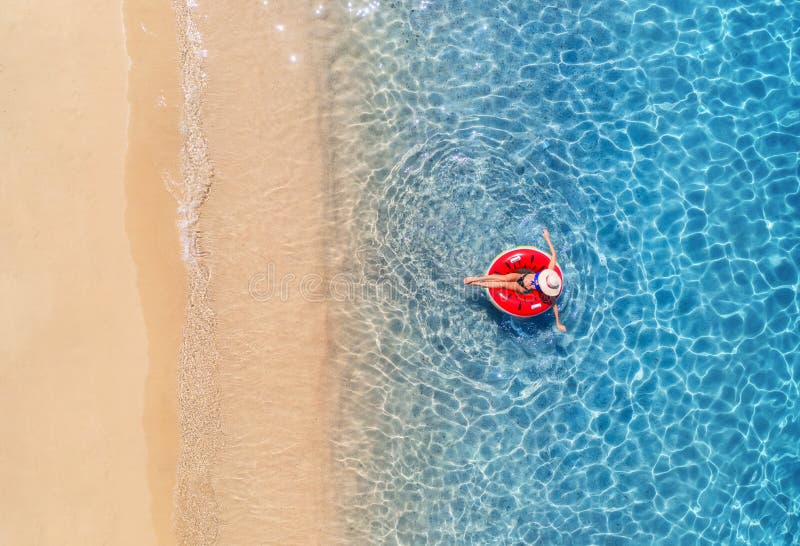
1, 0, 183, 544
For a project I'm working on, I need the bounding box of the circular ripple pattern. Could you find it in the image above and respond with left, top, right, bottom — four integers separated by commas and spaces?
324, 0, 800, 544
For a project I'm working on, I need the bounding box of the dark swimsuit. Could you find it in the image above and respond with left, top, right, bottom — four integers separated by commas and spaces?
516, 273, 535, 294
517, 272, 555, 303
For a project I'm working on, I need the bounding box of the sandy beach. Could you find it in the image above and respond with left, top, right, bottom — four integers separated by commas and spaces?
0, 0, 182, 544
2, 0, 337, 544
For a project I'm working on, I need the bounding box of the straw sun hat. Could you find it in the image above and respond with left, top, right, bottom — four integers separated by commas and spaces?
538, 269, 562, 297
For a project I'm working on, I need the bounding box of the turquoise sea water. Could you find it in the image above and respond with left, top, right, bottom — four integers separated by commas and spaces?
326, 1, 800, 543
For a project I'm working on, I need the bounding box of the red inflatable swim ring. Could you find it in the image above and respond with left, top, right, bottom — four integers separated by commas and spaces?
485, 247, 563, 318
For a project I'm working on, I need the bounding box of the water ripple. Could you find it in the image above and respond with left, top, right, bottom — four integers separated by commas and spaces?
325, 0, 800, 543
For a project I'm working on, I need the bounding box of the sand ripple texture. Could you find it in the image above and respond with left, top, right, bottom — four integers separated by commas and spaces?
324, 0, 800, 544
173, 2, 219, 544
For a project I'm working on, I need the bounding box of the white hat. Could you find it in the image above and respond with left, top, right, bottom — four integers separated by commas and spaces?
538, 269, 562, 297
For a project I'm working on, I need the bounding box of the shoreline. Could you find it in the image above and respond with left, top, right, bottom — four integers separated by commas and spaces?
1, 0, 341, 542
122, 0, 187, 544
171, 1, 220, 544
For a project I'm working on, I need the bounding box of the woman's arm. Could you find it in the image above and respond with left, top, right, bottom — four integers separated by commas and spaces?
553, 304, 567, 333
543, 229, 566, 332
543, 228, 557, 268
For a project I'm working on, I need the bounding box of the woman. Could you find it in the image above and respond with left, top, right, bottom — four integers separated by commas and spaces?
464, 229, 567, 333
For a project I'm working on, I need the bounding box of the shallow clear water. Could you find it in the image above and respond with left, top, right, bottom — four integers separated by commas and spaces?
327, 0, 800, 543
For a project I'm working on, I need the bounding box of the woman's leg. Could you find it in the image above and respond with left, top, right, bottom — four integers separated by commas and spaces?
467, 280, 527, 293
464, 272, 522, 284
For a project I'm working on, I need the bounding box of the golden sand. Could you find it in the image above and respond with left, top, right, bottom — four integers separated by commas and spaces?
1, 0, 337, 543
122, 0, 185, 544
0, 0, 182, 543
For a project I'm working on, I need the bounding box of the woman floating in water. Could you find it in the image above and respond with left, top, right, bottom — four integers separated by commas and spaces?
464, 229, 567, 333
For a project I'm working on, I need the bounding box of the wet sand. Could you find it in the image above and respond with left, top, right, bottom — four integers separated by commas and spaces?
0, 0, 182, 544
122, 0, 185, 544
